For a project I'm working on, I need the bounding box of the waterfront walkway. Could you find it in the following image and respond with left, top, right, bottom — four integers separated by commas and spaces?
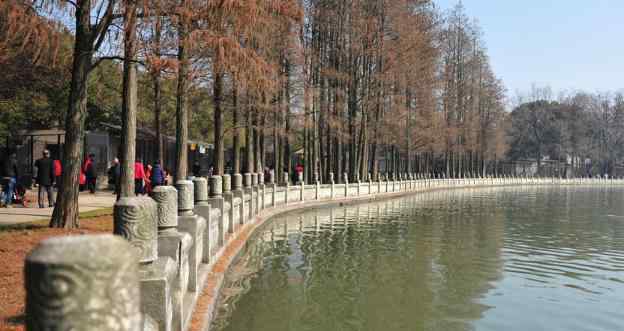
0, 191, 115, 226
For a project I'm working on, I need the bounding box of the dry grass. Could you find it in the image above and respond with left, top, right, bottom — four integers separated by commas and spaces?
0, 215, 113, 331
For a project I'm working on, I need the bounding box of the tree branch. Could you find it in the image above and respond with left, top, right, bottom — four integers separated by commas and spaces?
91, 0, 117, 53
91, 56, 144, 69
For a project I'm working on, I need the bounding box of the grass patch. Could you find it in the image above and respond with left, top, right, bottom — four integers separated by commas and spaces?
0, 207, 113, 232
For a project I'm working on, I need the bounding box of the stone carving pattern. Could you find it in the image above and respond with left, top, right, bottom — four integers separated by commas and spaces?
114, 198, 157, 263
210, 176, 223, 197
222, 175, 231, 192
177, 181, 194, 211
193, 178, 209, 202
151, 187, 178, 228
25, 237, 141, 331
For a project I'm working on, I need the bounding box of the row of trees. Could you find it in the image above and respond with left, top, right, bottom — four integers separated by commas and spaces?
509, 89, 624, 176
2, 1, 508, 228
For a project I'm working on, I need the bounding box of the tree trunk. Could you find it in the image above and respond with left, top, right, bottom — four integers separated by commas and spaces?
119, 0, 138, 198
175, 23, 190, 181
245, 106, 254, 173
153, 18, 164, 166
213, 72, 224, 175
232, 84, 240, 174
50, 0, 93, 229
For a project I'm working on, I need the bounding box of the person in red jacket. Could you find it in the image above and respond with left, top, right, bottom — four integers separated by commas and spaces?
53, 159, 62, 188
83, 154, 96, 193
134, 158, 145, 195
144, 164, 152, 195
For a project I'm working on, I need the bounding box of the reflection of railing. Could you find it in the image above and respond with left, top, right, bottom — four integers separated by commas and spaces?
23, 175, 624, 331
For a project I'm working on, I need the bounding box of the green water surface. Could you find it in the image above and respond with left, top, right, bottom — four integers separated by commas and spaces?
212, 186, 624, 331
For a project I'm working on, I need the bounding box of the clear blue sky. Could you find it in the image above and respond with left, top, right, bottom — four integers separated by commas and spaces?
435, 0, 624, 97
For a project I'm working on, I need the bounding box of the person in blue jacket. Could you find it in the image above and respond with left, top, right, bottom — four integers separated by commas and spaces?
151, 161, 165, 188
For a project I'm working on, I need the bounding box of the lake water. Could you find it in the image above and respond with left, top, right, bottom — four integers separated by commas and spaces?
211, 186, 624, 331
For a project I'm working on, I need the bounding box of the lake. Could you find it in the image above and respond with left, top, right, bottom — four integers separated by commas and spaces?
212, 186, 624, 331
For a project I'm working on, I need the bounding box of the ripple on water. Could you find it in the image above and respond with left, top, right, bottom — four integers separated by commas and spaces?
212, 186, 624, 331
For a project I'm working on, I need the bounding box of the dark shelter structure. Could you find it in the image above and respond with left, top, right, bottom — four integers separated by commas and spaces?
0, 126, 214, 188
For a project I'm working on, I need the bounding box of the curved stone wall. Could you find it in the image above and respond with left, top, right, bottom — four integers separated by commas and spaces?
24, 175, 624, 331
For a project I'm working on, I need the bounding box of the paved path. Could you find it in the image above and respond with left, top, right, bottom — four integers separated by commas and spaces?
0, 192, 116, 226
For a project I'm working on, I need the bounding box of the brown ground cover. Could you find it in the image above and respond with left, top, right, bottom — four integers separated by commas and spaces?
0, 215, 113, 331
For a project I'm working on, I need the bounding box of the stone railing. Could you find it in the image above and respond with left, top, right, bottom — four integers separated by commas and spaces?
23, 175, 624, 330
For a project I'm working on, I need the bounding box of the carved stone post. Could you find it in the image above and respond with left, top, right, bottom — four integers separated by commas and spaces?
344, 173, 349, 197
392, 173, 396, 192
25, 235, 143, 331
192, 177, 213, 264
243, 173, 254, 221
152, 185, 192, 331
368, 173, 372, 194
219, 174, 233, 237
300, 174, 305, 202
270, 171, 277, 207
233, 174, 245, 225
176, 180, 206, 293
314, 172, 320, 200
385, 173, 390, 193
114, 197, 158, 263
356, 173, 361, 196
330, 172, 335, 199
258, 172, 265, 211
284, 172, 290, 205
206, 175, 225, 256
251, 173, 259, 215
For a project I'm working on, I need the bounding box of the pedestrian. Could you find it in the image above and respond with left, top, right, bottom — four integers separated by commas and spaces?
151, 161, 165, 188
192, 160, 201, 177
1, 153, 18, 208
264, 166, 271, 182
53, 158, 62, 188
144, 164, 153, 194
207, 165, 214, 177
107, 158, 120, 195
34, 150, 55, 208
134, 158, 145, 195
83, 154, 97, 193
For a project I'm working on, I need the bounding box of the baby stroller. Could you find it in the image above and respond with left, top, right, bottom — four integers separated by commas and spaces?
13, 183, 30, 207
0, 180, 29, 207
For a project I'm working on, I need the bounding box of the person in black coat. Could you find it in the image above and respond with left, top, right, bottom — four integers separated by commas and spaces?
1, 153, 18, 207
35, 150, 55, 208
84, 154, 97, 194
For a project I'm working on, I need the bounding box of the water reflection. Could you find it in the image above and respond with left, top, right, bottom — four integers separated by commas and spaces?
212, 186, 624, 331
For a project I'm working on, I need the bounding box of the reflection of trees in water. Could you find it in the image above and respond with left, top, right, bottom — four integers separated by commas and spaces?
214, 189, 510, 331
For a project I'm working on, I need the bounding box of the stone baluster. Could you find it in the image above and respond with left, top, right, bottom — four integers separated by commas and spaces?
356, 173, 361, 196
385, 173, 390, 192
252, 173, 259, 217
152, 185, 192, 331
314, 172, 320, 200
258, 172, 265, 211
233, 174, 245, 225
243, 173, 253, 222
392, 173, 396, 192
344, 173, 349, 197
176, 180, 206, 294
284, 172, 290, 204
207, 175, 225, 253
25, 235, 144, 331
219, 174, 233, 237
368, 173, 372, 194
270, 170, 277, 207
192, 177, 213, 264
330, 172, 335, 199
119, 192, 180, 331
377, 173, 382, 193
299, 172, 305, 202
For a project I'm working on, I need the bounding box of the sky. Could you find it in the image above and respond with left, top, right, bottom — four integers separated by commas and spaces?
435, 0, 624, 98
